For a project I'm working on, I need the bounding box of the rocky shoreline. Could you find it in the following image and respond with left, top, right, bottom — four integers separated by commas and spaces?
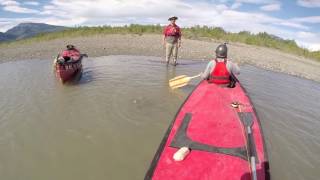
1, 34, 320, 82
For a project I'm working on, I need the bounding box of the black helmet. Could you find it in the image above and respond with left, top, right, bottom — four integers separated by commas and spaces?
66, 44, 75, 50
215, 44, 228, 58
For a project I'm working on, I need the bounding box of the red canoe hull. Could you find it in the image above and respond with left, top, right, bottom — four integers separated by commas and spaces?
55, 58, 82, 83
145, 80, 269, 180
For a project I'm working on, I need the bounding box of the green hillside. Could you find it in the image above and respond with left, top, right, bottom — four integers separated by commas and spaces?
1, 24, 319, 61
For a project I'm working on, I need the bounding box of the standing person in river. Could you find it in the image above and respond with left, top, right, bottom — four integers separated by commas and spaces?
163, 16, 182, 66
202, 43, 240, 87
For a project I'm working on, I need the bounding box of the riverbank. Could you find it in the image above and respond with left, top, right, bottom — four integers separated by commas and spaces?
1, 34, 320, 82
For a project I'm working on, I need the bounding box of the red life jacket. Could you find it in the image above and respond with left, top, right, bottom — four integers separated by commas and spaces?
208, 59, 231, 84
164, 25, 181, 37
62, 49, 81, 61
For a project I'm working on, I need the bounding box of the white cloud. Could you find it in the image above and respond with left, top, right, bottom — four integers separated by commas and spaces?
235, 0, 275, 4
296, 41, 320, 51
291, 16, 320, 23
0, 16, 86, 32
0, 0, 319, 50
308, 44, 320, 51
0, 17, 36, 31
231, 2, 242, 9
297, 0, 320, 7
3, 5, 39, 13
24, 1, 40, 6
0, 0, 39, 13
231, 0, 281, 11
294, 31, 320, 51
297, 31, 316, 39
218, 0, 230, 3
0, 0, 308, 32
260, 3, 281, 11
216, 4, 229, 11
277, 21, 308, 30
0, 21, 14, 32
37, 0, 303, 28
0, 0, 19, 6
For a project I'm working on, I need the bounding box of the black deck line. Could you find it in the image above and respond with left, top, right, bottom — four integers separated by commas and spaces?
239, 80, 271, 180
170, 113, 248, 160
144, 80, 203, 180
238, 112, 259, 163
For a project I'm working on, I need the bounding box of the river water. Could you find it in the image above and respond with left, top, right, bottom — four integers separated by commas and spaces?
0, 55, 319, 180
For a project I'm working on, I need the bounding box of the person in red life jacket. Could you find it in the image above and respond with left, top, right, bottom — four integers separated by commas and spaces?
163, 16, 182, 66
60, 44, 81, 62
201, 43, 240, 86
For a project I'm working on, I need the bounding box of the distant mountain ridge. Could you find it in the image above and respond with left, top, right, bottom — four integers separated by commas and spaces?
0, 32, 15, 41
0, 23, 66, 42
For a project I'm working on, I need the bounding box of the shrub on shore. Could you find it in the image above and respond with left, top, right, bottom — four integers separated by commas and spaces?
1, 24, 319, 61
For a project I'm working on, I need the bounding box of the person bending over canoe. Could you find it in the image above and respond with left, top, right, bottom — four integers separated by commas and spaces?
53, 45, 81, 68
163, 16, 182, 66
202, 44, 240, 87
60, 44, 81, 62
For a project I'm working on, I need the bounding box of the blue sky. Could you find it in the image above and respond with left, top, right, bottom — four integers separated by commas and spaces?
0, 0, 320, 50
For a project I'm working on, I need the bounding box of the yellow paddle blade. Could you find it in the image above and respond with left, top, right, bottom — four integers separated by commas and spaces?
169, 76, 191, 89
169, 75, 187, 82
169, 73, 202, 89
171, 82, 189, 89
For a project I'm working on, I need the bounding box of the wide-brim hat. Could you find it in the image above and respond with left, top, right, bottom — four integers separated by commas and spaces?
168, 16, 178, 21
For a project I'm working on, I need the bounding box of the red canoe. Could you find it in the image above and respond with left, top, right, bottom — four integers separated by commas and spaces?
54, 56, 83, 83
145, 80, 270, 180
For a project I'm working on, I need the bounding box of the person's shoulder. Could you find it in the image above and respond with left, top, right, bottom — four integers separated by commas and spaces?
226, 58, 234, 63
226, 59, 238, 67
208, 59, 215, 65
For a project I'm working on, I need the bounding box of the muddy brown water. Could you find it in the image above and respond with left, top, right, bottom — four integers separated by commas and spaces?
0, 55, 319, 180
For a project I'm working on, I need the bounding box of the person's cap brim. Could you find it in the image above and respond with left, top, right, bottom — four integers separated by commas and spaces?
168, 16, 178, 21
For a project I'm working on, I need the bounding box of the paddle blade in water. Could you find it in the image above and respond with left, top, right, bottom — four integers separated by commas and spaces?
169, 76, 191, 89
169, 75, 187, 82
170, 82, 189, 89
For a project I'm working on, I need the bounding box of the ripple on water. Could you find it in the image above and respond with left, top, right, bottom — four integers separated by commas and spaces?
0, 56, 319, 180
